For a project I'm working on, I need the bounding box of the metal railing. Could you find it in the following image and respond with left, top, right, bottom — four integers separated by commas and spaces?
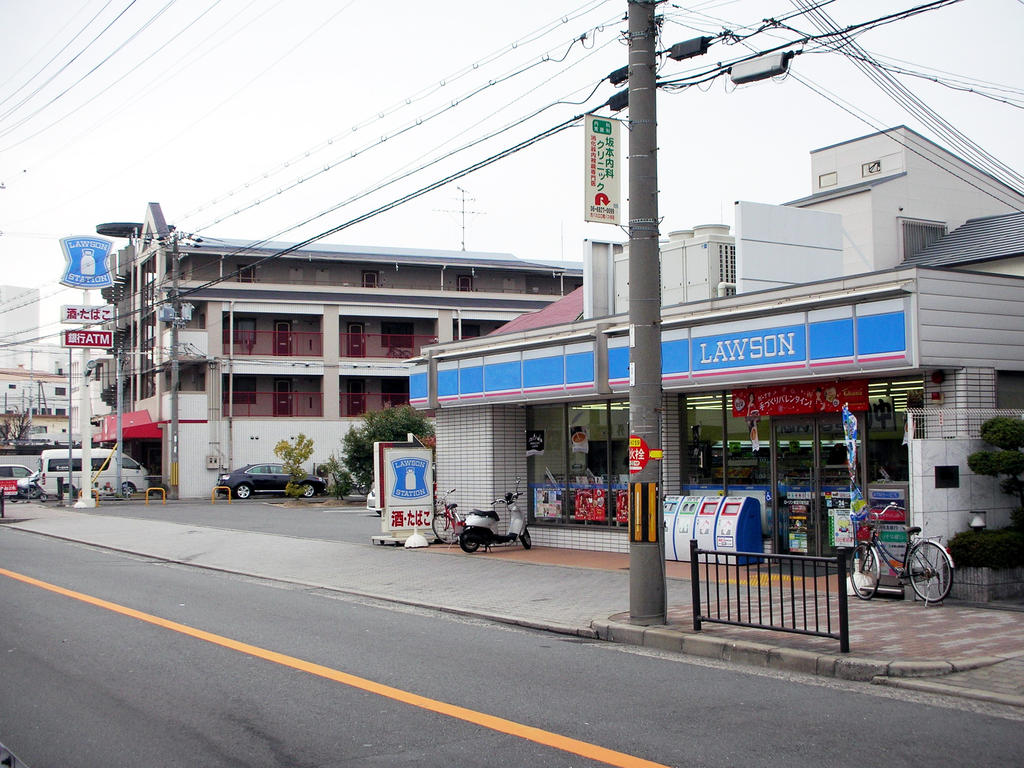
689, 540, 850, 653
339, 392, 409, 417
222, 329, 323, 357
339, 332, 437, 359
906, 408, 1024, 440
223, 391, 324, 417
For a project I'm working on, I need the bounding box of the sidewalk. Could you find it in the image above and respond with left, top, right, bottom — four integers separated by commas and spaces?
3, 503, 1024, 709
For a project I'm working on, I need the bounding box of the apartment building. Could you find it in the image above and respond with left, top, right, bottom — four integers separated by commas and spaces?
97, 203, 582, 497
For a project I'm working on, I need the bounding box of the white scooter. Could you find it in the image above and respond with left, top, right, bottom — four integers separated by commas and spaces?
458, 478, 532, 553
15, 470, 47, 501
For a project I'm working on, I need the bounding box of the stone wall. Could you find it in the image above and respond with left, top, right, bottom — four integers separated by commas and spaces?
950, 566, 1024, 602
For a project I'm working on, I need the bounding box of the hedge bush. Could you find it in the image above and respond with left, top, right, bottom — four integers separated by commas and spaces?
948, 528, 1024, 569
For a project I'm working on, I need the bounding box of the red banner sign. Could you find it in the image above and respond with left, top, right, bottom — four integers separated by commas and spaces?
732, 379, 869, 418
62, 330, 113, 348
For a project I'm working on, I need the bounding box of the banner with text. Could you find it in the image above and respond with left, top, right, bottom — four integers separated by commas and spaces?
732, 379, 870, 417
584, 114, 621, 225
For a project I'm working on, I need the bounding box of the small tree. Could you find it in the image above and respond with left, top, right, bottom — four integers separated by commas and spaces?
341, 405, 435, 491
0, 410, 32, 443
318, 454, 354, 499
274, 433, 315, 499
968, 417, 1024, 529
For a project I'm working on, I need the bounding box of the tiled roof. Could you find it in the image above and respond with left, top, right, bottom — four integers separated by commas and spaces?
904, 211, 1024, 267
489, 286, 584, 335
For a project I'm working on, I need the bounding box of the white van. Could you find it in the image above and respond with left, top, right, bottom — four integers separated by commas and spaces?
39, 449, 151, 498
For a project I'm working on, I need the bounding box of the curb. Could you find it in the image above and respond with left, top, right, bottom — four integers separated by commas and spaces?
592, 618, 1022, 703
872, 676, 1024, 708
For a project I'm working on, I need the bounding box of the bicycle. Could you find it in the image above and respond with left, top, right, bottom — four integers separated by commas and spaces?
431, 487, 464, 545
850, 503, 954, 603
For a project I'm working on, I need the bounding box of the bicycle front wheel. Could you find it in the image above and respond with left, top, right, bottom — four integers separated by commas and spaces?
431, 511, 458, 545
907, 540, 953, 602
851, 543, 880, 600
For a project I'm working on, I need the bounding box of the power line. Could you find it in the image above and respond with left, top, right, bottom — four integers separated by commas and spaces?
0, 0, 229, 151
788, 0, 1024, 192
0, 0, 154, 133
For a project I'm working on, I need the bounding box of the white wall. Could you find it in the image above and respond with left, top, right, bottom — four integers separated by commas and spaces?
735, 201, 843, 292
909, 437, 1015, 544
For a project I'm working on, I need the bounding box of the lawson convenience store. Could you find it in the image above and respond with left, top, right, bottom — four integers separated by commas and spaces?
410, 266, 1024, 554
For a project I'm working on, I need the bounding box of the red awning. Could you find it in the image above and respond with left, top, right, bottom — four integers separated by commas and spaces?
95, 411, 162, 442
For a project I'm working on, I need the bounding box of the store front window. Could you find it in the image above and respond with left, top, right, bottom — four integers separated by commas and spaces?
683, 393, 725, 495
527, 400, 629, 527
527, 404, 567, 523
682, 377, 922, 555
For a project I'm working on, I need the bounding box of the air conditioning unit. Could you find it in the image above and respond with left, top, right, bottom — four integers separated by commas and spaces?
206, 455, 220, 470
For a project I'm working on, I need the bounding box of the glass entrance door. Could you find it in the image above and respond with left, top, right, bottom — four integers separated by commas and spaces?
773, 415, 850, 556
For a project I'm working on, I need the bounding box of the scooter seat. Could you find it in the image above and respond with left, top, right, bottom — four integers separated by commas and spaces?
472, 508, 500, 521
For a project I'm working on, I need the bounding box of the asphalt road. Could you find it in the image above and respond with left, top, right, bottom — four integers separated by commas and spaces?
55, 495, 381, 544
1, 523, 1022, 767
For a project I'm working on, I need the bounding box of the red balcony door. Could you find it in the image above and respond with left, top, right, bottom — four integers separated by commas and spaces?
347, 380, 365, 416
346, 323, 365, 357
274, 379, 292, 416
275, 321, 292, 356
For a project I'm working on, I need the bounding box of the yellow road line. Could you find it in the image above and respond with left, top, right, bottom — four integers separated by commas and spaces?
0, 566, 667, 768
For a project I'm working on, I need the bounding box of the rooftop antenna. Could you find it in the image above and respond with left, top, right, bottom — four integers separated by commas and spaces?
436, 186, 484, 250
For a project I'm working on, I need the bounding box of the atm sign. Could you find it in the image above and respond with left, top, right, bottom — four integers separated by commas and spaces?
63, 330, 113, 348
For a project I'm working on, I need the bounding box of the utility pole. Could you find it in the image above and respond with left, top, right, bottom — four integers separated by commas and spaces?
627, 0, 666, 625
169, 231, 180, 500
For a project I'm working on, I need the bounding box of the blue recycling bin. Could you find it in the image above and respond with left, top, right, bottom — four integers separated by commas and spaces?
667, 495, 763, 562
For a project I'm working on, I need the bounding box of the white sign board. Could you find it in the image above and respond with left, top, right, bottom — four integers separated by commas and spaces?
584, 114, 621, 225
375, 441, 434, 539
62, 305, 114, 324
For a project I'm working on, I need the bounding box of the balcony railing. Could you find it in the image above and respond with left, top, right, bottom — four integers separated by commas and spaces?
223, 330, 323, 357
223, 391, 323, 417
340, 392, 409, 417
339, 332, 437, 359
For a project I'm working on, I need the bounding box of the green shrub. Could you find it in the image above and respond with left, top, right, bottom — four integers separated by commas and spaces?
318, 454, 354, 499
948, 528, 1024, 569
967, 417, 1024, 516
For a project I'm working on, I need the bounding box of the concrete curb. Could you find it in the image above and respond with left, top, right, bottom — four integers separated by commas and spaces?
872, 677, 1024, 709
593, 617, 1022, 699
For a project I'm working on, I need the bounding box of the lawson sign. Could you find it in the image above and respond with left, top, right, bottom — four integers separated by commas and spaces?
59, 236, 115, 289
692, 324, 806, 376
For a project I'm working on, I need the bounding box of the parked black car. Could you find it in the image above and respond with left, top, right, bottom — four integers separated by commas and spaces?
216, 463, 326, 499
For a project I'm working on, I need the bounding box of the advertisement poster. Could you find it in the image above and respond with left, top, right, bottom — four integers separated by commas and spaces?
830, 510, 855, 548
526, 430, 545, 456
788, 503, 809, 553
573, 487, 606, 521
615, 489, 629, 524
534, 486, 562, 519
733, 380, 869, 417
570, 426, 589, 453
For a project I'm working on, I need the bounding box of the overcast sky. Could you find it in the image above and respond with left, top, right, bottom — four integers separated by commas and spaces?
1, 0, 1021, 347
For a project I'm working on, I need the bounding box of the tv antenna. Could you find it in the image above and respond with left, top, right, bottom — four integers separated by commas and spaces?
436, 186, 484, 250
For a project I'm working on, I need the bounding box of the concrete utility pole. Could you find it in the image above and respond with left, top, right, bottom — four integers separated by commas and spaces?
627, 0, 666, 625
169, 232, 180, 500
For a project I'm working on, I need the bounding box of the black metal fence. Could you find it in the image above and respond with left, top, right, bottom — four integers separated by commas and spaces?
689, 540, 850, 653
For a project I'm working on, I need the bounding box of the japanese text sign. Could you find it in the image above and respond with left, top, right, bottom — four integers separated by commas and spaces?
584, 114, 621, 225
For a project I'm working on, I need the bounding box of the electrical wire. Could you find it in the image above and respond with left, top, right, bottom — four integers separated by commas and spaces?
788, 0, 1023, 193
0, 0, 173, 136
0, 0, 229, 152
